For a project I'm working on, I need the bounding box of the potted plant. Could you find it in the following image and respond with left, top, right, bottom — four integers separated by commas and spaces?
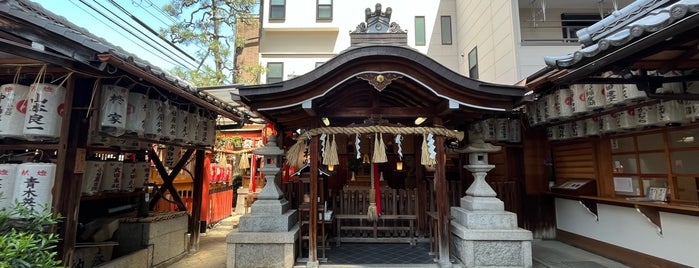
0, 197, 63, 268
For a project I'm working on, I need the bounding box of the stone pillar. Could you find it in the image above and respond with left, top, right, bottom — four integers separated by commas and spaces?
451, 140, 533, 268
233, 187, 248, 215
227, 136, 298, 268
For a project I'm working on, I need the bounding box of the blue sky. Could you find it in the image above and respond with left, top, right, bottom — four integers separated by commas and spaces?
30, 0, 201, 71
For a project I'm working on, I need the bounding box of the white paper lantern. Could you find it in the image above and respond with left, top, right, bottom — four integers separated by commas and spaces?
508, 119, 521, 143
636, 104, 659, 127
536, 98, 548, 122
571, 120, 586, 138
658, 100, 687, 124
585, 84, 607, 110
23, 83, 66, 141
657, 70, 683, 94
604, 83, 623, 106
125, 91, 148, 137
175, 107, 189, 142
618, 108, 637, 130
559, 123, 572, 140
0, 163, 19, 210
688, 101, 699, 120
162, 102, 178, 141
600, 113, 620, 134
545, 93, 560, 121
144, 98, 163, 140
525, 103, 539, 126
0, 84, 30, 139
14, 163, 56, 211
99, 85, 129, 137
121, 162, 138, 192
81, 160, 104, 196
164, 145, 180, 168
556, 88, 573, 118
585, 116, 601, 136
621, 84, 646, 102
495, 118, 509, 141
187, 110, 198, 143
570, 84, 588, 115
100, 161, 123, 192
207, 116, 217, 147
133, 161, 150, 190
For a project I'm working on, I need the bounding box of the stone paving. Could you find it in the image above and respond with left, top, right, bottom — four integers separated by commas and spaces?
167, 214, 631, 268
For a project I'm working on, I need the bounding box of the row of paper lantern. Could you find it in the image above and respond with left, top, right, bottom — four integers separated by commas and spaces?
527, 83, 647, 126
210, 162, 232, 184
473, 118, 522, 143
0, 162, 56, 212
0, 83, 66, 141
546, 100, 699, 141
97, 85, 217, 146
81, 159, 151, 196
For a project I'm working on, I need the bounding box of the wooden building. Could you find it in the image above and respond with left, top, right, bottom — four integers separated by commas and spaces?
523, 0, 699, 267
236, 8, 526, 265
0, 1, 243, 267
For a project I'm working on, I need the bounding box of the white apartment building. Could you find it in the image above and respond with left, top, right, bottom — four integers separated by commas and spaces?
256, 0, 633, 85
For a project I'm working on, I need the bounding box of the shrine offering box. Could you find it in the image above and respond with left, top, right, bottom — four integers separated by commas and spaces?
551, 179, 597, 196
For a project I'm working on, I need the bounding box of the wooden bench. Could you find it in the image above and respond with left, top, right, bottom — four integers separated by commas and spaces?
335, 214, 417, 245
332, 188, 418, 245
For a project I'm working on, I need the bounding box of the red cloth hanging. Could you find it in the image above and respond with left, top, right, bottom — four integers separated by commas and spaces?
373, 163, 382, 215
200, 154, 211, 221
250, 154, 257, 192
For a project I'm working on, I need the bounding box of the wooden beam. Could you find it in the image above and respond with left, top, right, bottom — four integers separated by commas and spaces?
148, 148, 194, 211
316, 107, 434, 118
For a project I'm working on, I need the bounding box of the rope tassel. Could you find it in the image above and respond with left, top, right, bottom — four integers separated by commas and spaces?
322, 134, 339, 167
367, 163, 379, 222
372, 133, 387, 163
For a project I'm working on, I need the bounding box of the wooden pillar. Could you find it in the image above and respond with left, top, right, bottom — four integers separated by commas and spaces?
57, 75, 78, 264
188, 149, 205, 252
415, 135, 427, 236
308, 134, 319, 263
434, 119, 451, 266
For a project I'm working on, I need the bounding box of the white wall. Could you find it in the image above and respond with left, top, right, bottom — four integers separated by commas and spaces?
455, 0, 518, 84
259, 0, 458, 83
555, 198, 699, 267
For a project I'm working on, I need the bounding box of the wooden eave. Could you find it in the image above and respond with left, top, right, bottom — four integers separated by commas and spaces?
239, 45, 525, 130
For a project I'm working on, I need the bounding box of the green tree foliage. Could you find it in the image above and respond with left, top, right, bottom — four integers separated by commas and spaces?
162, 0, 257, 86
0, 199, 62, 268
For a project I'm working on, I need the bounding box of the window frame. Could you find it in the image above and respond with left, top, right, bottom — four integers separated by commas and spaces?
440, 16, 452, 45
468, 47, 478, 79
266, 62, 283, 84
269, 0, 286, 20
316, 0, 332, 20
608, 125, 699, 202
414, 16, 426, 46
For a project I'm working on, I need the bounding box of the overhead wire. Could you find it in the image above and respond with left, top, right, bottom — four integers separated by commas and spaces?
107, 0, 198, 65
80, 0, 198, 70
68, 0, 196, 71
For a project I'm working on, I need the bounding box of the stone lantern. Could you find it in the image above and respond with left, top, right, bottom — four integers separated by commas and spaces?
227, 135, 298, 268
450, 123, 533, 268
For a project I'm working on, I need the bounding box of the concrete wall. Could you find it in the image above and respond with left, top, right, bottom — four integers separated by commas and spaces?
455, 0, 518, 84
555, 198, 699, 267
259, 0, 458, 83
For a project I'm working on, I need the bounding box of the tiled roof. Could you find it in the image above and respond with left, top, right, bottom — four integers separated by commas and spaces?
544, 0, 699, 69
